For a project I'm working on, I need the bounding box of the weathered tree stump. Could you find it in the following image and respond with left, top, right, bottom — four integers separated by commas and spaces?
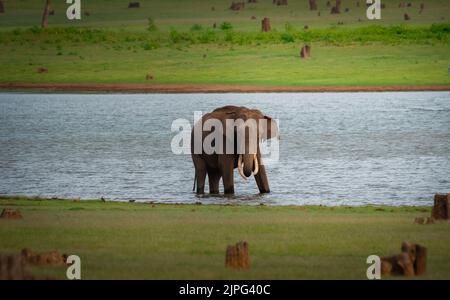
230, 2, 245, 11
0, 255, 31, 280
275, 0, 288, 6
404, 13, 410, 21
309, 0, 317, 11
128, 2, 140, 8
432, 194, 450, 220
0, 1, 5, 13
37, 67, 48, 74
225, 241, 250, 269
300, 45, 311, 59
0, 208, 23, 219
381, 241, 427, 277
41, 0, 51, 28
414, 244, 427, 275
21, 248, 67, 266
261, 17, 271, 32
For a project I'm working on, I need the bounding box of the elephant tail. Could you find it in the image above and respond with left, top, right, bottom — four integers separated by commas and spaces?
192, 172, 197, 192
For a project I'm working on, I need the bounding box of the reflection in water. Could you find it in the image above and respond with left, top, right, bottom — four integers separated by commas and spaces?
0, 92, 449, 206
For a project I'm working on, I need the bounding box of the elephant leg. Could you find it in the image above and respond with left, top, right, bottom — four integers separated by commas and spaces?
254, 155, 270, 193
220, 155, 235, 194
192, 155, 207, 194
208, 169, 221, 194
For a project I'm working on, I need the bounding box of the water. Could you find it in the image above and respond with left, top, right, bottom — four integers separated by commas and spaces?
1, 92, 449, 206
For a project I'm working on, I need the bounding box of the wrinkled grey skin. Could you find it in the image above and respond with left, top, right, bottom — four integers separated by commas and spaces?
191, 105, 278, 194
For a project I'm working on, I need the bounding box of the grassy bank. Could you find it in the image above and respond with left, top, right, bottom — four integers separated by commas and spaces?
1, 0, 450, 87
1, 196, 449, 279
1, 32, 449, 86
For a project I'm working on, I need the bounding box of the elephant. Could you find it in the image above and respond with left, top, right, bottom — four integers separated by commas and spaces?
191, 105, 278, 194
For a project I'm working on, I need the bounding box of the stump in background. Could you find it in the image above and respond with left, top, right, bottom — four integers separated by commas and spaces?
41, 0, 51, 28
309, 0, 317, 11
300, 45, 311, 59
230, 2, 245, 11
225, 241, 250, 269
128, 2, 140, 8
331, 0, 341, 14
275, 0, 288, 6
261, 18, 271, 32
432, 194, 450, 220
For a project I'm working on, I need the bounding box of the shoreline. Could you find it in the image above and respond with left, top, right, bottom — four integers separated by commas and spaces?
0, 195, 432, 208
1, 83, 450, 93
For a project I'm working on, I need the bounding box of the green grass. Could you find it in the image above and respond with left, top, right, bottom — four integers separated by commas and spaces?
1, 0, 449, 31
1, 0, 449, 86
1, 196, 449, 279
1, 40, 449, 86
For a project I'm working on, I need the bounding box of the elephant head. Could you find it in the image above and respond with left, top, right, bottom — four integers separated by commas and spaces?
213, 106, 279, 180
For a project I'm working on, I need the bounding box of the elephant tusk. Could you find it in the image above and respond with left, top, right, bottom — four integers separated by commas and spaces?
237, 154, 247, 180
252, 154, 259, 176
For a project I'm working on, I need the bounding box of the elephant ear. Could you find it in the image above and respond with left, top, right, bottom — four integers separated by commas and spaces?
260, 115, 278, 141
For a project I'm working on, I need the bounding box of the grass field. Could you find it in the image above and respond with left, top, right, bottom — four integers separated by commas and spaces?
0, 0, 449, 87
1, 0, 449, 31
1, 197, 449, 279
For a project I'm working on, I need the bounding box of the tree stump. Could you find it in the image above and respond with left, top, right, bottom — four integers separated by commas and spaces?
414, 244, 427, 275
225, 241, 250, 269
300, 45, 311, 59
309, 0, 317, 11
381, 241, 427, 277
230, 2, 245, 11
0, 1, 5, 13
41, 0, 51, 28
432, 194, 450, 220
275, 0, 288, 6
0, 208, 23, 219
37, 67, 48, 74
261, 18, 271, 32
128, 2, 140, 8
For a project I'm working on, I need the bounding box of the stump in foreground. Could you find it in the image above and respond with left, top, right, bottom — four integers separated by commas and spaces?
432, 194, 450, 220
0, 208, 23, 219
261, 17, 271, 32
381, 241, 427, 277
225, 241, 250, 269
